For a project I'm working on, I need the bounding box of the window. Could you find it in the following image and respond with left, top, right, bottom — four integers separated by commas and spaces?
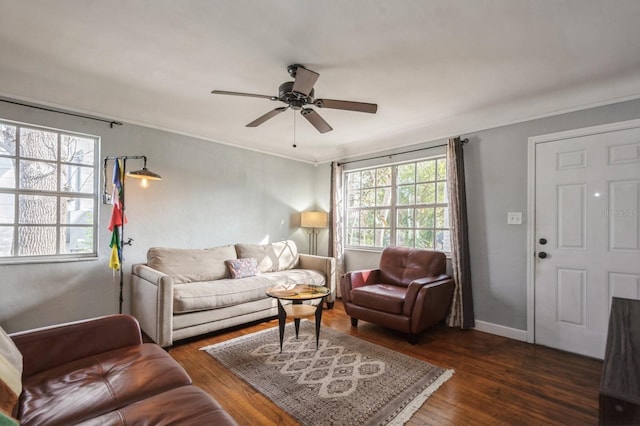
345, 157, 450, 252
0, 119, 99, 261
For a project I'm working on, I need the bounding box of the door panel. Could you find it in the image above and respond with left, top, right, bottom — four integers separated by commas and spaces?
534, 124, 640, 359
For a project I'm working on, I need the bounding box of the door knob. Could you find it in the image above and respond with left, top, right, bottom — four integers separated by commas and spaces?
539, 238, 547, 245
538, 252, 547, 259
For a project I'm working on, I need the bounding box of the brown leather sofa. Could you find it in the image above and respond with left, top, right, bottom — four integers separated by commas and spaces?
9, 314, 237, 426
341, 246, 454, 343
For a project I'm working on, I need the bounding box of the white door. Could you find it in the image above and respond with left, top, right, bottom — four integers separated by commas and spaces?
533, 121, 640, 359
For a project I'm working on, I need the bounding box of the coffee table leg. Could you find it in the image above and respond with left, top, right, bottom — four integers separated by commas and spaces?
277, 299, 286, 352
315, 298, 324, 349
293, 300, 301, 339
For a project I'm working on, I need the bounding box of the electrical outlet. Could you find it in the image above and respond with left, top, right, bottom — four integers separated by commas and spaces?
102, 193, 112, 205
507, 212, 522, 225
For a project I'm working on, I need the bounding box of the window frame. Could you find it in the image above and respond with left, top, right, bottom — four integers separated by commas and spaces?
0, 118, 100, 264
343, 155, 450, 253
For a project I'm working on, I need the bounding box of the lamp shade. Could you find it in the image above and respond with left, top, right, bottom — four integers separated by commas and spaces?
127, 167, 162, 180
301, 211, 328, 228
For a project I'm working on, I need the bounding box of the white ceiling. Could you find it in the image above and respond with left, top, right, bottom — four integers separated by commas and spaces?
1, 1, 640, 163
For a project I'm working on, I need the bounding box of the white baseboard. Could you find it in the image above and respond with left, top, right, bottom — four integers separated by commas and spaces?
473, 320, 528, 342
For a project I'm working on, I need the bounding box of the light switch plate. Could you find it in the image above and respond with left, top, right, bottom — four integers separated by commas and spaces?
507, 212, 522, 225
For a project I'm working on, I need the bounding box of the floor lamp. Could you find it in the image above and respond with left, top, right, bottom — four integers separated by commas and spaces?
103, 155, 162, 314
301, 211, 328, 255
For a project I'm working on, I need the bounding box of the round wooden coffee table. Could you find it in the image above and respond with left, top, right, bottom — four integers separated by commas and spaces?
266, 284, 330, 352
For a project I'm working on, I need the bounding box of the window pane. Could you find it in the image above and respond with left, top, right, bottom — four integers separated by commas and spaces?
416, 183, 435, 204
0, 125, 16, 155
397, 184, 415, 205
0, 226, 13, 256
348, 172, 361, 190
61, 197, 94, 225
435, 207, 449, 228
18, 226, 56, 255
61, 135, 95, 165
374, 209, 390, 228
19, 128, 57, 160
62, 226, 94, 254
0, 157, 15, 188
397, 164, 415, 184
437, 158, 447, 180
347, 229, 360, 245
416, 230, 434, 249
360, 210, 374, 227
376, 167, 391, 186
348, 190, 360, 208
347, 210, 359, 227
375, 229, 390, 247
376, 187, 391, 206
437, 182, 448, 203
397, 208, 414, 228
417, 160, 436, 182
436, 230, 451, 252
415, 207, 435, 228
18, 195, 57, 224
0, 194, 14, 223
19, 160, 57, 191
362, 170, 375, 188
62, 164, 94, 194
396, 229, 414, 247
361, 189, 375, 207
361, 229, 374, 246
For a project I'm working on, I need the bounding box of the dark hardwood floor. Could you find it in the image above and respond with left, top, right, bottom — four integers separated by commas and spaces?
167, 300, 602, 425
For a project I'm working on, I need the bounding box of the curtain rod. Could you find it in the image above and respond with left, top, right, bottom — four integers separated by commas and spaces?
0, 99, 123, 128
337, 137, 468, 166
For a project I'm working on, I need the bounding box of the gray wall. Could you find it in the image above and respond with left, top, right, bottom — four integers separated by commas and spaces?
329, 98, 640, 331
0, 101, 317, 333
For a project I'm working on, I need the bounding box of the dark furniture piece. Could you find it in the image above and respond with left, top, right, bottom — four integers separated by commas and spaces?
340, 246, 454, 343
599, 297, 640, 425
10, 314, 237, 426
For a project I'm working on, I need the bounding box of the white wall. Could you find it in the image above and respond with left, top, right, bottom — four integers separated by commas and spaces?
0, 101, 317, 333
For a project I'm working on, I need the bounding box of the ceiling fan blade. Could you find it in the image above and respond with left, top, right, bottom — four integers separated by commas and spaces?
314, 98, 378, 114
211, 90, 276, 100
246, 107, 288, 127
292, 67, 319, 97
301, 108, 333, 134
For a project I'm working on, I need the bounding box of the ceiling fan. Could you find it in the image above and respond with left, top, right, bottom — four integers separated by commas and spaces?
211, 64, 377, 134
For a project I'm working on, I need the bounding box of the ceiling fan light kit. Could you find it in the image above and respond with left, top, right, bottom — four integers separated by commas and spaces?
211, 64, 377, 135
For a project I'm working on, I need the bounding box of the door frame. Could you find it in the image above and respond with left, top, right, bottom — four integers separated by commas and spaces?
526, 118, 640, 344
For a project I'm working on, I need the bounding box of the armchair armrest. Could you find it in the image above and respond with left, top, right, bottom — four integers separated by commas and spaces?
131, 263, 174, 347
298, 254, 336, 304
340, 269, 382, 303
10, 314, 142, 378
404, 275, 453, 315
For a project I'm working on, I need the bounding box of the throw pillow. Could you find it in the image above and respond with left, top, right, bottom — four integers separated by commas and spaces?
235, 240, 299, 273
0, 326, 22, 423
225, 258, 259, 279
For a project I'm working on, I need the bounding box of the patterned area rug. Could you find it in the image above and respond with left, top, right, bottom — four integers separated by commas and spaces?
201, 321, 453, 425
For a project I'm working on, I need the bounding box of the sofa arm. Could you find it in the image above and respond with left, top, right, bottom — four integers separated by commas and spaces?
131, 264, 174, 347
10, 314, 142, 378
298, 254, 336, 304
340, 269, 382, 303
408, 278, 455, 333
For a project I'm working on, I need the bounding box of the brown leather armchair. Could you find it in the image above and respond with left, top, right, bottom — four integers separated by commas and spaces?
341, 246, 454, 343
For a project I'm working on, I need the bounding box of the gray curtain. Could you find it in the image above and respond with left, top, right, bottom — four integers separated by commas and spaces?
329, 161, 345, 297
446, 137, 475, 329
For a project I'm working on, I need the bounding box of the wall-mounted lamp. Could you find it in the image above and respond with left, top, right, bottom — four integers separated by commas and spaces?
103, 155, 162, 314
301, 211, 328, 255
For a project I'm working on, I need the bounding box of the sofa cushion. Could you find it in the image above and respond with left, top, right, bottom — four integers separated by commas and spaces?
173, 269, 325, 314
75, 386, 237, 426
147, 245, 237, 284
19, 344, 192, 426
235, 240, 299, 273
225, 258, 259, 279
0, 326, 22, 421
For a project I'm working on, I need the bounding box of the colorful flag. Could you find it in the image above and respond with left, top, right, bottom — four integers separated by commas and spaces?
108, 159, 126, 272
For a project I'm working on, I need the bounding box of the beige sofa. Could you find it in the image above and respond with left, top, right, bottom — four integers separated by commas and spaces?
131, 240, 335, 347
